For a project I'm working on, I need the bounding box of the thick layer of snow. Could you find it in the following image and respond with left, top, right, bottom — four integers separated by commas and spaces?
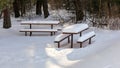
0, 17, 120, 68
20, 29, 58, 32
54, 34, 70, 42
21, 20, 60, 25
77, 31, 95, 42
62, 24, 88, 34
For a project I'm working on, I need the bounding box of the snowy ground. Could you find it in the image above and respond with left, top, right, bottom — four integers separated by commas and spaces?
0, 16, 120, 68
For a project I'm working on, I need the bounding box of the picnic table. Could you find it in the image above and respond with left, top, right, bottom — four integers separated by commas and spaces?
20, 20, 60, 36
62, 24, 89, 48
21, 20, 60, 29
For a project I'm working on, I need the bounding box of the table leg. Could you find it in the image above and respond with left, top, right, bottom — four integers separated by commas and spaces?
71, 34, 73, 48
51, 24, 53, 36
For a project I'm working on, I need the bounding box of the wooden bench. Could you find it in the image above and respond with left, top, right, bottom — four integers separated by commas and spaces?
77, 31, 95, 48
20, 29, 58, 36
54, 34, 71, 48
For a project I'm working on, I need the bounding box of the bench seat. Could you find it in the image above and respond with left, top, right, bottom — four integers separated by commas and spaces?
77, 31, 95, 48
20, 29, 58, 36
54, 34, 71, 48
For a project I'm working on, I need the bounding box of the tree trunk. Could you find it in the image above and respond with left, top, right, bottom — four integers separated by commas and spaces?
36, 0, 42, 15
74, 0, 84, 22
36, 0, 49, 18
20, 0, 26, 16
2, 6, 11, 29
107, 0, 111, 17
99, 0, 102, 17
43, 0, 49, 18
13, 0, 20, 18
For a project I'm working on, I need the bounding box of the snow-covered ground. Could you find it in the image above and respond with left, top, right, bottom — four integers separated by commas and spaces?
0, 16, 120, 68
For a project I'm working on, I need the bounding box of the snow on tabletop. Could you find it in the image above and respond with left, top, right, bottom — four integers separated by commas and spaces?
21, 20, 60, 24
62, 24, 89, 33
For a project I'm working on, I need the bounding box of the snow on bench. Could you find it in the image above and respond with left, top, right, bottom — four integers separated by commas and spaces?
54, 34, 71, 48
77, 31, 95, 48
20, 29, 58, 36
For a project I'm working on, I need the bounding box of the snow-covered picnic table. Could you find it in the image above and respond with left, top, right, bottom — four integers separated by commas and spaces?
62, 24, 89, 48
20, 20, 60, 36
21, 20, 60, 29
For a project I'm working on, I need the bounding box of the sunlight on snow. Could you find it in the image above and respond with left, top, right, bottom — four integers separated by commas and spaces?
45, 48, 80, 67
46, 61, 61, 68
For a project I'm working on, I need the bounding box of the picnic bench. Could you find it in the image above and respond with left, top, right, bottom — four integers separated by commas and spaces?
77, 31, 95, 48
62, 24, 89, 48
20, 29, 58, 36
54, 34, 71, 48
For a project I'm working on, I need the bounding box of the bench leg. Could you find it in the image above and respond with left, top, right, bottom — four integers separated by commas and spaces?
25, 32, 27, 36
80, 42, 82, 48
89, 38, 91, 44
30, 32, 32, 36
54, 32, 55, 35
51, 32, 53, 36
80, 32, 82, 36
58, 42, 60, 48
68, 36, 70, 43
71, 34, 73, 48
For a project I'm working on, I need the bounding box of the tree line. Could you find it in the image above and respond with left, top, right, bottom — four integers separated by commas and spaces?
0, 0, 49, 28
0, 0, 120, 29
13, 0, 49, 18
49, 0, 120, 23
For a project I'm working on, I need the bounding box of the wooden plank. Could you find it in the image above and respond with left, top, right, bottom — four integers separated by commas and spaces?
62, 24, 89, 34
20, 29, 58, 32
77, 31, 95, 42
54, 34, 71, 42
20, 29, 58, 36
54, 34, 71, 48
21, 21, 60, 25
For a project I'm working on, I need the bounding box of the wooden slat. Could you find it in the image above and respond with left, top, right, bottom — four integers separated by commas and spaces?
54, 34, 71, 42
21, 21, 60, 25
20, 29, 58, 32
